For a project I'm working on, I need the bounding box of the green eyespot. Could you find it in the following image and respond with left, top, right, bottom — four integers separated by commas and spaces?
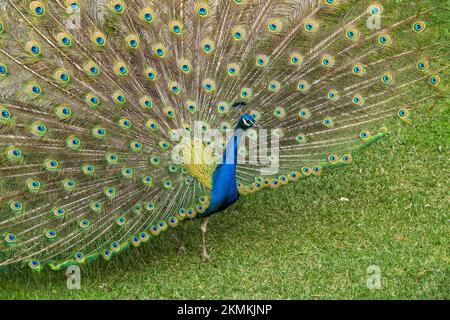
106, 152, 119, 165
63, 178, 76, 191
121, 167, 134, 178
27, 178, 41, 193
82, 163, 95, 176
66, 136, 81, 150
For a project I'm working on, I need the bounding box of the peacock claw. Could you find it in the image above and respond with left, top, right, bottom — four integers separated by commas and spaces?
201, 252, 211, 262
178, 246, 187, 256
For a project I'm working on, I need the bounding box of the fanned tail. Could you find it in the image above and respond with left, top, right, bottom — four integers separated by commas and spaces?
0, 0, 447, 270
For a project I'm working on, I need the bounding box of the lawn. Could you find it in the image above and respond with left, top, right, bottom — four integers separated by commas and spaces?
0, 101, 448, 300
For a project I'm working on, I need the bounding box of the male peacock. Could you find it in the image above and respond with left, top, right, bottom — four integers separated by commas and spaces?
0, 0, 446, 270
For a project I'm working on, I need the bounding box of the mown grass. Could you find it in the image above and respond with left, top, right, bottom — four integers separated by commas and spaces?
0, 100, 448, 300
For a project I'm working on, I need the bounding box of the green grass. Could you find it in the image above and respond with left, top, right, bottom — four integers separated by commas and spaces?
0, 102, 448, 300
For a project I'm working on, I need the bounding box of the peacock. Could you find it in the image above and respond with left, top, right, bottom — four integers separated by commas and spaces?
0, 0, 446, 271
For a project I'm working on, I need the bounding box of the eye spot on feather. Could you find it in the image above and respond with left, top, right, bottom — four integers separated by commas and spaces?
345, 28, 359, 40
359, 130, 371, 140
352, 64, 365, 76
130, 141, 143, 153
312, 165, 323, 176
31, 121, 47, 137
323, 117, 334, 127
82, 163, 96, 176
304, 19, 318, 33
255, 55, 269, 67
55, 104, 72, 121
324, 0, 337, 6
195, 1, 209, 17
44, 159, 59, 172
45, 229, 58, 241
368, 4, 383, 15
398, 108, 409, 119
217, 101, 230, 114
112, 91, 126, 105
302, 166, 311, 176
416, 60, 429, 71
202, 79, 216, 93
321, 54, 334, 67
74, 252, 85, 263
118, 117, 132, 130
273, 107, 286, 119
66, 1, 80, 11
145, 202, 156, 212
152, 43, 167, 58
327, 154, 338, 164
378, 34, 392, 46
267, 18, 282, 33
66, 136, 81, 150
116, 216, 126, 226
53, 69, 70, 84
268, 80, 281, 92
30, 1, 46, 16
140, 7, 155, 24
26, 83, 43, 97
0, 106, 11, 123
298, 108, 310, 120
144, 67, 158, 81
240, 87, 252, 99
109, 0, 125, 14
200, 38, 215, 54
341, 154, 353, 164
84, 62, 100, 76
85, 93, 100, 109
381, 73, 393, 84
0, 63, 8, 78
27, 178, 41, 193
8, 200, 24, 214
413, 21, 426, 33
295, 134, 306, 143
5, 146, 22, 162
27, 259, 41, 271
232, 26, 246, 41
63, 178, 76, 191
290, 52, 303, 65
429, 75, 440, 86
327, 90, 339, 101
91, 31, 106, 47
92, 126, 106, 139
125, 34, 139, 49
226, 63, 240, 77
121, 167, 134, 178
179, 58, 192, 73
25, 41, 41, 56
296, 80, 309, 92
185, 100, 197, 113
106, 152, 119, 165
169, 20, 184, 35
352, 95, 364, 106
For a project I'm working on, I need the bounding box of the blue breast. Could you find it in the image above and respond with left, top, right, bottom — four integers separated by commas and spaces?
199, 135, 241, 217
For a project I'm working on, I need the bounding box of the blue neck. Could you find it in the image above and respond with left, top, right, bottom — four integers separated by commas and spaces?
201, 127, 244, 217
223, 127, 244, 166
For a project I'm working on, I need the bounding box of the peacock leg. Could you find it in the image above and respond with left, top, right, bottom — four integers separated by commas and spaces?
200, 217, 210, 262
177, 222, 188, 255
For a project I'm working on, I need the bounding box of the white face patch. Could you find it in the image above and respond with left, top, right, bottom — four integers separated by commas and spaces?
242, 118, 254, 127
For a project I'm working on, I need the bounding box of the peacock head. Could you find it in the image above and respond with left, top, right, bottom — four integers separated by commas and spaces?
236, 114, 256, 130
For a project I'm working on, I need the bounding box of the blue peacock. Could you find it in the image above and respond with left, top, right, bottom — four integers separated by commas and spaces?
0, 0, 446, 270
